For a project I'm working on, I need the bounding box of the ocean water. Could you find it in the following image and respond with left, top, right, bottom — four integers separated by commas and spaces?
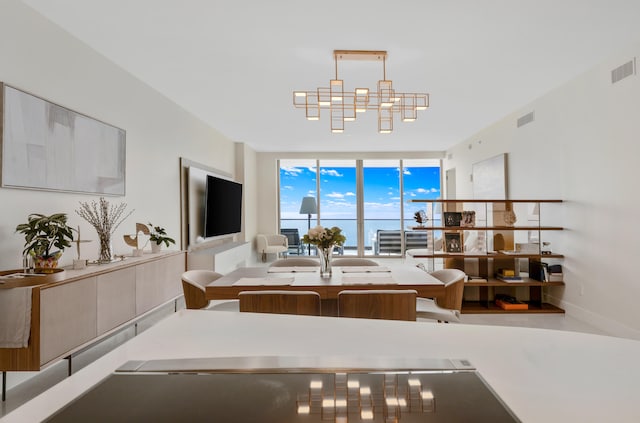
280, 219, 404, 248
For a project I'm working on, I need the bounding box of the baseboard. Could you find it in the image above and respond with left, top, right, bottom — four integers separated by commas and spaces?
546, 294, 640, 340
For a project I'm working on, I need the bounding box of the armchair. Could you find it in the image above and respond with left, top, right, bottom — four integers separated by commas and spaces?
256, 234, 288, 262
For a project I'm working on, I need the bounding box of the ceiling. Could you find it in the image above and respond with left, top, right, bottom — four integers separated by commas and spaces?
20, 0, 640, 153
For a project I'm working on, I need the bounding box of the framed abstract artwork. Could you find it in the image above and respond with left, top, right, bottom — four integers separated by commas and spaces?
1, 83, 126, 195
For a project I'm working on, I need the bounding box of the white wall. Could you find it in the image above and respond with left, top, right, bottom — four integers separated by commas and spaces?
0, 0, 237, 270
445, 43, 640, 339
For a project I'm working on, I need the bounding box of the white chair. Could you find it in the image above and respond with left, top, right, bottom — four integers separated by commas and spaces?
270, 258, 319, 267
331, 258, 379, 267
181, 270, 239, 311
256, 234, 288, 262
416, 268, 466, 323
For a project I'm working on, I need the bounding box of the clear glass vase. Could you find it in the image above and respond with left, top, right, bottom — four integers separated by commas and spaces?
99, 233, 113, 263
317, 246, 333, 278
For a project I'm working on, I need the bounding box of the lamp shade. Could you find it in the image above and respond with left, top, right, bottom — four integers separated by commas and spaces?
299, 196, 318, 214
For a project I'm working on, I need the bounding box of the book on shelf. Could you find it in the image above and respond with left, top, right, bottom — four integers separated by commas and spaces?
467, 276, 488, 282
496, 276, 524, 282
548, 273, 563, 282
497, 268, 515, 277
495, 299, 529, 310
495, 294, 528, 310
547, 264, 563, 282
529, 260, 549, 282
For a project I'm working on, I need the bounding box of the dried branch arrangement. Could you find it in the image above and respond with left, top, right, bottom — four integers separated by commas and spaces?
76, 197, 134, 237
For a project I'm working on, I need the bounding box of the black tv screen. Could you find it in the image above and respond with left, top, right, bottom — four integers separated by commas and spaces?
204, 175, 242, 237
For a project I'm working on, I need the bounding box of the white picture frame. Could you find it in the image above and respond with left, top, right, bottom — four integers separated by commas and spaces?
1, 83, 126, 195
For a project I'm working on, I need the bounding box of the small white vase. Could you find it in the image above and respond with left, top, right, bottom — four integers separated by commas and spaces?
151, 243, 162, 253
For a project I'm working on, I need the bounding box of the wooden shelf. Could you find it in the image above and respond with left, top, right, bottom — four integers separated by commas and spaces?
408, 198, 565, 315
410, 199, 563, 203
407, 253, 564, 259
465, 279, 565, 287
410, 226, 563, 231
462, 300, 565, 314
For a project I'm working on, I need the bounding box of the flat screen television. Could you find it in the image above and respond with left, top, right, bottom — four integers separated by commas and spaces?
204, 175, 242, 238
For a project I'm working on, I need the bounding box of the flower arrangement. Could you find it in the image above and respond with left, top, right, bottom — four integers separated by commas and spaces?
302, 225, 346, 249
76, 197, 134, 262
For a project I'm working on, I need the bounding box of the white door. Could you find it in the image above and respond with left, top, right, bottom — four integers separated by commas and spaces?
446, 168, 456, 199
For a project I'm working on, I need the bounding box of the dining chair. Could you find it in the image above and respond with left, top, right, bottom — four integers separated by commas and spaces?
238, 290, 321, 316
269, 258, 319, 267
280, 228, 303, 255
331, 258, 379, 267
337, 289, 417, 321
415, 268, 466, 323
181, 270, 239, 311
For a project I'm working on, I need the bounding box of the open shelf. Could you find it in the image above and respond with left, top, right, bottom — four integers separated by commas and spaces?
462, 300, 565, 314
408, 199, 565, 314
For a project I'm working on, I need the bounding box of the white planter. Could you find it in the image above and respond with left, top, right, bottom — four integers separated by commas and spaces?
151, 243, 162, 253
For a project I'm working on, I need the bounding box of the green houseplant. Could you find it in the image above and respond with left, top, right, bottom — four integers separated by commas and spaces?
148, 223, 175, 252
15, 213, 75, 268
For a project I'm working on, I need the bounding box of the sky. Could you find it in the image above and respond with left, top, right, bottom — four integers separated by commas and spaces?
279, 161, 441, 221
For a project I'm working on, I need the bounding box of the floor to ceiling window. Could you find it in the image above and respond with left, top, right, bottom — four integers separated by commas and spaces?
363, 160, 401, 256
278, 159, 440, 257
317, 160, 357, 253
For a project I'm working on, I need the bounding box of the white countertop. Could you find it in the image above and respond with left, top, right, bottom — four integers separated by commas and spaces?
3, 310, 640, 422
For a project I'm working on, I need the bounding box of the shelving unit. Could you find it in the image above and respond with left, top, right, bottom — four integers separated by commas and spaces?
409, 199, 564, 314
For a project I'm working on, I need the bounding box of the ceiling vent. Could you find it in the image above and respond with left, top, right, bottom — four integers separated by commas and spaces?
517, 111, 535, 128
611, 59, 635, 84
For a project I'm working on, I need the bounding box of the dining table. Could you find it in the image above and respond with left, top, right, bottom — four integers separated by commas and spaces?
205, 264, 446, 316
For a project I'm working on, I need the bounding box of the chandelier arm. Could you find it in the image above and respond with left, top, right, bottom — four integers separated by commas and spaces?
383, 55, 387, 80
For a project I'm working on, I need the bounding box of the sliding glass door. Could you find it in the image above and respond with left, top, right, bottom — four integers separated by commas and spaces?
278, 159, 440, 256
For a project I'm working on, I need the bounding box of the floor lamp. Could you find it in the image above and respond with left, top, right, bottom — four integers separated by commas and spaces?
299, 196, 317, 256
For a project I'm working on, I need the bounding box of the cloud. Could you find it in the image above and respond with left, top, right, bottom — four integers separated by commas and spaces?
282, 185, 294, 190
403, 169, 411, 175
281, 166, 303, 176
326, 192, 345, 198
415, 187, 440, 194
345, 192, 356, 196
320, 169, 343, 177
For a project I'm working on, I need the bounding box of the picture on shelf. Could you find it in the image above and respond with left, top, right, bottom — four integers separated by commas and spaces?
460, 211, 476, 227
443, 212, 462, 227
444, 233, 463, 253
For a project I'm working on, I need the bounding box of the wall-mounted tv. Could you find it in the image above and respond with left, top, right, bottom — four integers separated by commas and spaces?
204, 175, 242, 238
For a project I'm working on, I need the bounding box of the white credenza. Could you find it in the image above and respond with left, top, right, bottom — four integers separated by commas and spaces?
0, 250, 186, 371
187, 242, 250, 274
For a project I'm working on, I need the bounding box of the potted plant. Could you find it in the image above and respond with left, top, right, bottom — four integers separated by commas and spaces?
15, 213, 75, 269
148, 223, 175, 253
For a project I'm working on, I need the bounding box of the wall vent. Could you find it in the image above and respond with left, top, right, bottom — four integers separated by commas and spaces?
611, 58, 635, 84
517, 111, 535, 128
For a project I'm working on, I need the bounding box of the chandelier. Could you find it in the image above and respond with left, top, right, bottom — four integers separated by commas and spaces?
293, 50, 429, 134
